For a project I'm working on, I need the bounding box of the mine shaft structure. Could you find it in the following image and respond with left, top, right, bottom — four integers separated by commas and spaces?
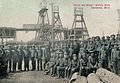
35, 0, 51, 45
4, 2, 89, 48
68, 7, 89, 44
51, 4, 64, 48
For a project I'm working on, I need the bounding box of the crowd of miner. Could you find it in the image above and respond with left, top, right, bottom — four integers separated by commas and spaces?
0, 34, 120, 80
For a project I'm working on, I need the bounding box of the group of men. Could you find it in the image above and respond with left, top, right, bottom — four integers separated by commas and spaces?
0, 34, 120, 80
0, 44, 50, 78
44, 34, 120, 80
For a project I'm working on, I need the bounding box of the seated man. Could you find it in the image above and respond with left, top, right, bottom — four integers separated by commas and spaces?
45, 52, 56, 75
57, 53, 65, 78
79, 53, 88, 77
64, 55, 72, 80
52, 52, 61, 77
88, 51, 98, 74
70, 54, 79, 79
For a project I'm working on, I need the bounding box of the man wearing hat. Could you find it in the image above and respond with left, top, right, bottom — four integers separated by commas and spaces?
70, 54, 79, 78
52, 49, 61, 76
45, 50, 55, 75
30, 46, 36, 71
17, 46, 24, 71
94, 36, 102, 59
23, 46, 30, 71
79, 53, 88, 77
99, 43, 108, 69
101, 36, 106, 45
116, 34, 120, 45
110, 34, 116, 48
87, 39, 95, 54
117, 44, 120, 75
11, 46, 18, 72
5, 45, 11, 72
64, 53, 72, 80
56, 53, 65, 78
111, 44, 119, 74
105, 36, 111, 67
36, 46, 42, 71
79, 42, 88, 60
0, 44, 8, 77
88, 51, 98, 74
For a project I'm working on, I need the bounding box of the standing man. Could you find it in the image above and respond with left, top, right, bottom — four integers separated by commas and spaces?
117, 44, 120, 75
36, 46, 42, 71
6, 45, 12, 72
105, 36, 111, 67
111, 44, 119, 74
99, 44, 108, 69
17, 46, 24, 71
0, 44, 7, 77
42, 46, 51, 71
11, 46, 18, 72
23, 46, 30, 71
30, 46, 36, 71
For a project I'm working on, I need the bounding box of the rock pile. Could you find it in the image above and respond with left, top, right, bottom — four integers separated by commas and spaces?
69, 68, 120, 83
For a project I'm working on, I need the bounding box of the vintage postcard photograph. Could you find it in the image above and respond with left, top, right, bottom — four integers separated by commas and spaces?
0, 0, 120, 83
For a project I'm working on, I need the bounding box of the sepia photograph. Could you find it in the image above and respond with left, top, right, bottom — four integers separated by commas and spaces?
0, 0, 120, 83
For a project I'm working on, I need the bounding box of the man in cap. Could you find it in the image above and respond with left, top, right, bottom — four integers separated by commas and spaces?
88, 51, 98, 74
56, 53, 65, 78
5, 45, 11, 73
45, 50, 56, 75
116, 34, 120, 45
79, 53, 88, 77
17, 46, 24, 71
99, 43, 108, 69
94, 36, 102, 60
70, 54, 79, 78
52, 49, 61, 77
23, 46, 30, 71
117, 44, 120, 75
105, 36, 111, 67
68, 44, 74, 60
87, 39, 95, 54
111, 44, 119, 74
0, 44, 8, 77
30, 45, 36, 71
64, 55, 72, 80
5, 45, 12, 72
101, 36, 106, 45
11, 46, 18, 72
79, 42, 88, 60
36, 46, 42, 71
110, 34, 116, 48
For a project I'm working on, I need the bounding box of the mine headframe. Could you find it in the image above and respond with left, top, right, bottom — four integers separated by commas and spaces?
68, 7, 89, 45
51, 4, 64, 49
35, 0, 51, 46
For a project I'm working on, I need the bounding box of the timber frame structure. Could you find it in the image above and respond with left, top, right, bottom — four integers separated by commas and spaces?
3, 0, 89, 48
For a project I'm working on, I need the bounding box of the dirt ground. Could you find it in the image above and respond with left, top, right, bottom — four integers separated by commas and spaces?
0, 71, 68, 83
